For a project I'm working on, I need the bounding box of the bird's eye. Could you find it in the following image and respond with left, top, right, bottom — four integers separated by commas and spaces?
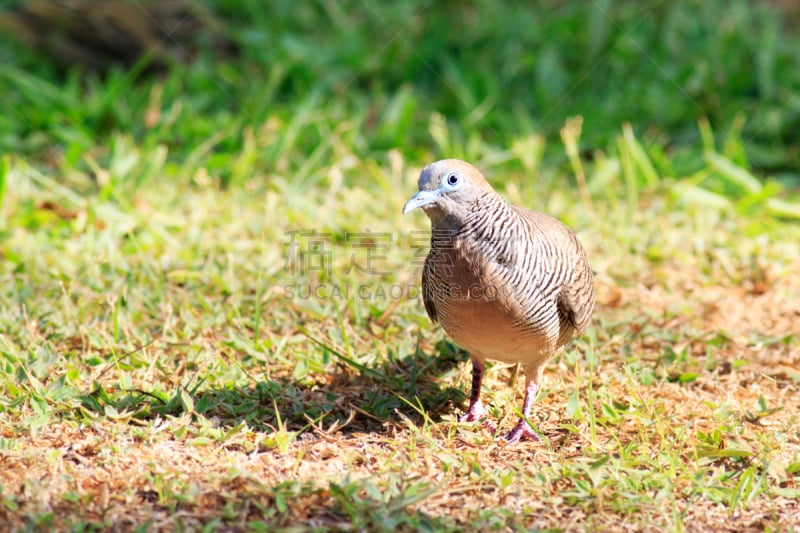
446, 173, 459, 186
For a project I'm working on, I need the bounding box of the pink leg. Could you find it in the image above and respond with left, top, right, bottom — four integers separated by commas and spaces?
459, 359, 487, 422
503, 379, 541, 443
459, 359, 497, 432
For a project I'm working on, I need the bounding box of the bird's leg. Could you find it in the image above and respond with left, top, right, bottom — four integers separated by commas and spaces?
503, 379, 541, 443
460, 359, 488, 421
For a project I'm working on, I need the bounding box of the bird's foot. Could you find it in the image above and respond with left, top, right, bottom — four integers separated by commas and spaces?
502, 419, 541, 443
481, 418, 498, 433
459, 400, 488, 423
459, 401, 498, 433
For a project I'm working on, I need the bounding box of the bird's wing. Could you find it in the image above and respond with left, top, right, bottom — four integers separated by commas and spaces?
421, 251, 438, 323
511, 206, 594, 339
556, 231, 594, 335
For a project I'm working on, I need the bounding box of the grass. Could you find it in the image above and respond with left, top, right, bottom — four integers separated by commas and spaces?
1, 0, 800, 531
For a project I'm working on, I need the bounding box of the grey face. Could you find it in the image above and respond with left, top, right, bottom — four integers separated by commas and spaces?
402, 161, 467, 214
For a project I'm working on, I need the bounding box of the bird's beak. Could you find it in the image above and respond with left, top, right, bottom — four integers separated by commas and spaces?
402, 189, 440, 214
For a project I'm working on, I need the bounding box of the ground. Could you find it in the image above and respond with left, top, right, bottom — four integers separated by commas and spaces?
1, 1, 800, 530
1, 156, 798, 531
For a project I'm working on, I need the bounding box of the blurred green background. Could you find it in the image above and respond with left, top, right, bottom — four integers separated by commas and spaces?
1, 4, 799, 529
0, 0, 798, 186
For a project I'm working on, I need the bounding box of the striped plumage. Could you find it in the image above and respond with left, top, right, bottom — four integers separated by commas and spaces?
404, 159, 594, 442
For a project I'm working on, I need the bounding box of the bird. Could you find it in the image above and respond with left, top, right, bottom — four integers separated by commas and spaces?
403, 159, 594, 443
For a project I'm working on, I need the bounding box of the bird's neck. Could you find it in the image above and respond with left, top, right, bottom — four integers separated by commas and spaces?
465, 194, 519, 239
429, 193, 520, 246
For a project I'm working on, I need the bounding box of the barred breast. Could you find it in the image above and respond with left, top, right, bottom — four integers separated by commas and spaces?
422, 191, 594, 367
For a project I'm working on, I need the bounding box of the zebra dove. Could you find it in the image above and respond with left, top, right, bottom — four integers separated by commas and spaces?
403, 159, 594, 442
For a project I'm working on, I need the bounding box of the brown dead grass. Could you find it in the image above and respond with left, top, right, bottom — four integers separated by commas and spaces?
2, 261, 799, 531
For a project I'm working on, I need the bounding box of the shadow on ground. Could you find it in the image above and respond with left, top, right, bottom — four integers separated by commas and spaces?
79, 340, 468, 435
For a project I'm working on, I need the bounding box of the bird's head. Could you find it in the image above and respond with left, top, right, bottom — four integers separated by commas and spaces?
402, 159, 495, 226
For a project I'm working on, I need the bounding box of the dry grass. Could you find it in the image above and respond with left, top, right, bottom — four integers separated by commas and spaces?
3, 1, 800, 529
3, 275, 799, 531
1, 148, 799, 531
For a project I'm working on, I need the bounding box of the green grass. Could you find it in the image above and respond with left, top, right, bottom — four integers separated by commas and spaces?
1, 0, 800, 531
2, 0, 800, 178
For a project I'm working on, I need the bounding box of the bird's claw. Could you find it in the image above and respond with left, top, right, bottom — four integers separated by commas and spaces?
502, 419, 541, 443
459, 401, 488, 423
459, 402, 498, 434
